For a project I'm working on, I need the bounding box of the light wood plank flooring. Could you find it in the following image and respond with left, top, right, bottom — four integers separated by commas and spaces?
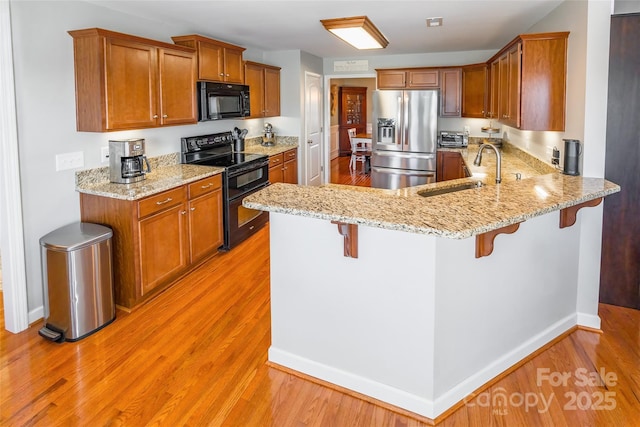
1, 224, 639, 425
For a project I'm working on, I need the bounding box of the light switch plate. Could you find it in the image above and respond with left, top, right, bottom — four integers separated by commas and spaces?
55, 151, 84, 171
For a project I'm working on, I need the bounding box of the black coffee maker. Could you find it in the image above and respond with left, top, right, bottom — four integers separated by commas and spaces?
562, 139, 582, 176
109, 139, 151, 184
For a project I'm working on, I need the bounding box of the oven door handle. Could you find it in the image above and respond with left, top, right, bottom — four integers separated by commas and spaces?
228, 159, 269, 177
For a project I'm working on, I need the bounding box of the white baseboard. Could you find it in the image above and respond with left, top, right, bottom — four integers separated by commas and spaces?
270, 313, 578, 419
576, 312, 601, 330
29, 305, 44, 325
269, 347, 435, 418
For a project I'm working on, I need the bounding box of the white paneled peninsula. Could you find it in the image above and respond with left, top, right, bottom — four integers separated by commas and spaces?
244, 171, 619, 420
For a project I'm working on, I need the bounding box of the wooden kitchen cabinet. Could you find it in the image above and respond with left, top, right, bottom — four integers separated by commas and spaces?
268, 149, 298, 184
437, 151, 468, 182
79, 174, 223, 309
440, 68, 461, 117
488, 32, 569, 131
376, 68, 439, 89
244, 61, 281, 118
68, 28, 197, 132
338, 87, 367, 156
171, 34, 245, 84
462, 64, 488, 118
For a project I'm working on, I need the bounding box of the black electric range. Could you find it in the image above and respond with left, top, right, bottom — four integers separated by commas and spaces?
181, 132, 270, 251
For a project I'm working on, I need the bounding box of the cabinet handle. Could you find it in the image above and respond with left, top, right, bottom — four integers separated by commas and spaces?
153, 114, 158, 119
163, 114, 168, 118
219, 73, 224, 77
190, 207, 196, 211
201, 183, 213, 189
226, 74, 230, 77
181, 210, 187, 215
156, 197, 173, 205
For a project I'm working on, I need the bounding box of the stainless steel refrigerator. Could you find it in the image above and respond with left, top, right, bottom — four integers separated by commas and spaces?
370, 90, 438, 189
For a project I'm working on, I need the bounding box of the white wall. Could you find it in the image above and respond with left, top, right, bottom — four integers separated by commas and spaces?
7, 1, 277, 318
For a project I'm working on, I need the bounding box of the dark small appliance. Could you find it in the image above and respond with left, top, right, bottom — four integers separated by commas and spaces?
562, 139, 582, 176
109, 139, 151, 184
198, 82, 250, 121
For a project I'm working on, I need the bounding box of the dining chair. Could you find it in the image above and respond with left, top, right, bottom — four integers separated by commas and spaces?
348, 129, 371, 172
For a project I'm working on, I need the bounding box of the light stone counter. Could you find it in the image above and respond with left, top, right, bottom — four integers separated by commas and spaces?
242, 136, 298, 156
75, 153, 224, 201
244, 142, 620, 239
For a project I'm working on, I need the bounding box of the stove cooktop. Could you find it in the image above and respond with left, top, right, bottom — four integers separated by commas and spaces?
181, 131, 267, 169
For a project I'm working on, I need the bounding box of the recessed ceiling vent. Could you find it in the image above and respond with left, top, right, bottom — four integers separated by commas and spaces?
426, 17, 443, 28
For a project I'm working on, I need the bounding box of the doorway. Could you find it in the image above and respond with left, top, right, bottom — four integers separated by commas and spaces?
325, 75, 376, 186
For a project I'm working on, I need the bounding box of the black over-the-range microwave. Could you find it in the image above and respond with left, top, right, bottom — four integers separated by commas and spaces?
198, 82, 251, 121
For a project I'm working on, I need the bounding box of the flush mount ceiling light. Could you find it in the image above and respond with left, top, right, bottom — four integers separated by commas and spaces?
320, 16, 389, 50
426, 17, 443, 27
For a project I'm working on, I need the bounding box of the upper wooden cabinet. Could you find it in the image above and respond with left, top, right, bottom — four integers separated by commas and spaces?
376, 68, 439, 89
171, 34, 245, 84
488, 32, 569, 131
488, 60, 500, 119
244, 61, 281, 118
68, 28, 197, 132
440, 68, 461, 117
462, 64, 488, 118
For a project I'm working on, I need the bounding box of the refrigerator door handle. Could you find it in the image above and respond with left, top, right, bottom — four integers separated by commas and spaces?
403, 92, 409, 150
396, 95, 403, 148
371, 167, 436, 177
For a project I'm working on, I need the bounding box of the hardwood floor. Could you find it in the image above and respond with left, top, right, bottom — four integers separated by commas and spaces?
1, 225, 639, 425
330, 155, 371, 187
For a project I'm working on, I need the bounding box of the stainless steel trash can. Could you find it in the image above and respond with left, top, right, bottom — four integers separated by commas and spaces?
38, 222, 115, 342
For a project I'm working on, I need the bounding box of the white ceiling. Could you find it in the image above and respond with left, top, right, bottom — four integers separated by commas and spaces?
89, 0, 565, 58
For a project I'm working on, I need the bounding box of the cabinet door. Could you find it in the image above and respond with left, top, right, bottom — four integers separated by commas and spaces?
377, 70, 406, 89
408, 69, 439, 88
188, 189, 223, 262
224, 48, 245, 84
505, 43, 521, 128
264, 66, 281, 117
283, 150, 298, 184
105, 38, 158, 130
462, 65, 487, 118
440, 69, 461, 117
488, 60, 500, 119
159, 48, 197, 126
197, 41, 224, 81
498, 53, 510, 123
139, 203, 188, 295
437, 151, 466, 182
269, 153, 284, 183
245, 62, 265, 118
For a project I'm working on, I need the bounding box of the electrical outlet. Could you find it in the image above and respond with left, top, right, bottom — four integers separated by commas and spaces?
101, 146, 110, 163
551, 147, 560, 165
55, 151, 84, 171
463, 125, 470, 135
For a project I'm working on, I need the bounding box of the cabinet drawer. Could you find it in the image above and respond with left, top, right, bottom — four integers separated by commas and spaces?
269, 153, 284, 167
188, 174, 222, 199
138, 186, 186, 218
284, 149, 297, 162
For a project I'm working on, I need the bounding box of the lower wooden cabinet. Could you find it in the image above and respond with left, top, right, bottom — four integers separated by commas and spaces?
268, 149, 298, 184
437, 151, 468, 181
80, 174, 223, 309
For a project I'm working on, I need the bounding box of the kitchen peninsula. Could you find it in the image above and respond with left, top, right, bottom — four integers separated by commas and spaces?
243, 144, 620, 421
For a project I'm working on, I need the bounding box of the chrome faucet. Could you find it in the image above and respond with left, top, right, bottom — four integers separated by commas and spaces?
473, 143, 502, 184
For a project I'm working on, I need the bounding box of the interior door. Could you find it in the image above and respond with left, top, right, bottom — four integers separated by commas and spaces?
305, 72, 322, 186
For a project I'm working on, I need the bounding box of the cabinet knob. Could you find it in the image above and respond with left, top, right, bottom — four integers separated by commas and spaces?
226, 74, 230, 77
190, 207, 196, 211
163, 114, 168, 118
153, 114, 158, 119
219, 73, 224, 77
181, 210, 187, 215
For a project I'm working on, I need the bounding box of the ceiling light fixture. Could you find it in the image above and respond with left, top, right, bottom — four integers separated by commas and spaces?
426, 17, 443, 28
320, 16, 389, 50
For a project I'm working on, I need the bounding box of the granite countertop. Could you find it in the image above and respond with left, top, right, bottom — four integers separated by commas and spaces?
242, 137, 299, 156
75, 153, 224, 201
243, 142, 620, 239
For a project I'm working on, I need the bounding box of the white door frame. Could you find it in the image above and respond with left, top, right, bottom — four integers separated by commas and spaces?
304, 71, 322, 185
0, 1, 29, 333
322, 72, 376, 183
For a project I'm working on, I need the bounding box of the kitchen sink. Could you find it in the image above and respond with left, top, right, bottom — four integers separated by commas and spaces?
418, 181, 482, 197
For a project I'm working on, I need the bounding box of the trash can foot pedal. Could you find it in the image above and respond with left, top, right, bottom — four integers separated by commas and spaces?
39, 325, 64, 342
